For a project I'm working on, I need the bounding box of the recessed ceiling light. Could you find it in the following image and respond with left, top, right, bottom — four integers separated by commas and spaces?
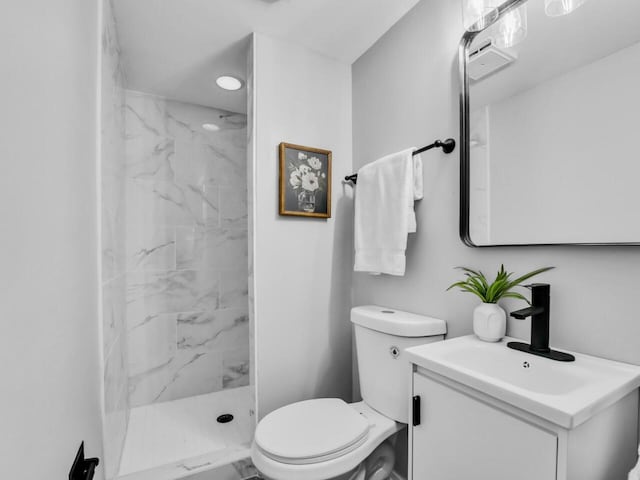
202, 123, 220, 132
216, 75, 244, 91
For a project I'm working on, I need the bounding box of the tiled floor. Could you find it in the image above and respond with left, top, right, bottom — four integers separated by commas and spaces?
182, 459, 260, 480
118, 386, 253, 480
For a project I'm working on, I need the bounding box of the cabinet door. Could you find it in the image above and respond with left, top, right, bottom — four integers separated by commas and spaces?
412, 374, 557, 480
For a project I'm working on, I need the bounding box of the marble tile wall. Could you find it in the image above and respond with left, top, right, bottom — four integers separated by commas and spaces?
101, 1, 129, 478
124, 90, 249, 407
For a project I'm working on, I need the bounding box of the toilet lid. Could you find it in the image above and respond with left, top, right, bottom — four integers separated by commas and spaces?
254, 398, 370, 464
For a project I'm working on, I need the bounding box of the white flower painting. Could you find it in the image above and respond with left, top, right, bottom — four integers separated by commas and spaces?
308, 156, 322, 170
279, 143, 332, 218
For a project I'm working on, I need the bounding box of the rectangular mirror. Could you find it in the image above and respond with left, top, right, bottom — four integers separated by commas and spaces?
459, 0, 640, 246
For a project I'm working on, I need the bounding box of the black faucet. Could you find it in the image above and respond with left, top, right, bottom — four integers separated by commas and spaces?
508, 283, 575, 362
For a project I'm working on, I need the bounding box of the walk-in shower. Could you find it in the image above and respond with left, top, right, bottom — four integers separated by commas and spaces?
100, 1, 253, 478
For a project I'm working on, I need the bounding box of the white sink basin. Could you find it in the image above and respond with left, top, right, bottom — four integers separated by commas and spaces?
406, 335, 640, 428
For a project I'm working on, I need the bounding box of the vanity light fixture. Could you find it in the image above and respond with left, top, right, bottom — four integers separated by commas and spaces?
493, 4, 527, 48
202, 123, 220, 132
462, 0, 500, 32
215, 75, 244, 91
544, 0, 587, 17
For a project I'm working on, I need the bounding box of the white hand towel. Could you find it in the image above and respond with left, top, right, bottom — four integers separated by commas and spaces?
354, 148, 421, 276
409, 153, 423, 233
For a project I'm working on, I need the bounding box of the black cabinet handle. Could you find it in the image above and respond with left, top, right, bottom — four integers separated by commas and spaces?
413, 395, 421, 426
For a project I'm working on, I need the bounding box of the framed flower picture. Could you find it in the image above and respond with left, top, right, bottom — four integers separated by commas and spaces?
279, 142, 332, 218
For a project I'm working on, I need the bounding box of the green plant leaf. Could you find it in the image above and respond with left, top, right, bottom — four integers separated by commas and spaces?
458, 286, 486, 302
456, 266, 482, 276
500, 291, 531, 304
486, 277, 509, 303
478, 274, 490, 293
466, 275, 486, 294
506, 266, 555, 290
447, 265, 554, 304
446, 281, 475, 292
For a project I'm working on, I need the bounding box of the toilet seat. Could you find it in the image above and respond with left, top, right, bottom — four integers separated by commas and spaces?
254, 398, 370, 465
251, 401, 403, 480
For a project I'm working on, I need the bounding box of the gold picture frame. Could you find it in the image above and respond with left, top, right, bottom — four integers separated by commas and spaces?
279, 142, 332, 218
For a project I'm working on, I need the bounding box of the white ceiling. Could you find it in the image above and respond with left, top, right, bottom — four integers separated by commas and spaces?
113, 0, 421, 113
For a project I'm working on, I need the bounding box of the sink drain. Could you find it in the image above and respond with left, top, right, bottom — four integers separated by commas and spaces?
217, 413, 234, 423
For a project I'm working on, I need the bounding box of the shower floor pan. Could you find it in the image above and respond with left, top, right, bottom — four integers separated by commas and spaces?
117, 386, 253, 480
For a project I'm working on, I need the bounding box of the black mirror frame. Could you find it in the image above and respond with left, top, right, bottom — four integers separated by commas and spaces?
458, 0, 640, 247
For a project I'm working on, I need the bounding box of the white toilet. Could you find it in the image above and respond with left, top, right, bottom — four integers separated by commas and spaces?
251, 305, 446, 480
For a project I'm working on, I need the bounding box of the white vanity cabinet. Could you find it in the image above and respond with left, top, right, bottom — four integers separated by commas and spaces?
409, 367, 639, 480
411, 372, 557, 479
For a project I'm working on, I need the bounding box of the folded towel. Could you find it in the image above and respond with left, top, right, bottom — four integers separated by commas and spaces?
354, 148, 422, 276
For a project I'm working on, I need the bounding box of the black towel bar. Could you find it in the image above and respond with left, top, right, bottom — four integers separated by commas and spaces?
344, 138, 456, 184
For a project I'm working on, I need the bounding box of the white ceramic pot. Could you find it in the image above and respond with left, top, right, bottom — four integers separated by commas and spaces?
473, 302, 506, 342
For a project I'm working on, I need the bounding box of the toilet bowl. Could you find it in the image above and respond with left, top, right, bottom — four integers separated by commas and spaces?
252, 400, 400, 480
251, 306, 446, 480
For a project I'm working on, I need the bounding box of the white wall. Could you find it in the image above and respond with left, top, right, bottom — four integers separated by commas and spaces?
0, 1, 104, 478
352, 0, 640, 366
252, 33, 354, 419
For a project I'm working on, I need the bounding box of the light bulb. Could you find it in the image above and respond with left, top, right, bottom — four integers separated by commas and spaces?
463, 0, 500, 32
216, 75, 244, 91
494, 4, 527, 49
545, 0, 587, 17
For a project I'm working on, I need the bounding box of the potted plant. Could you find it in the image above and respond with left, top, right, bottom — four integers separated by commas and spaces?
447, 265, 554, 342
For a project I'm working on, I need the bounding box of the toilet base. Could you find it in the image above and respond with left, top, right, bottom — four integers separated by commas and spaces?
259, 454, 404, 480
259, 466, 361, 480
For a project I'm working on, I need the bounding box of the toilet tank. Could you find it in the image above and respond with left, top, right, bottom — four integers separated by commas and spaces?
351, 305, 446, 424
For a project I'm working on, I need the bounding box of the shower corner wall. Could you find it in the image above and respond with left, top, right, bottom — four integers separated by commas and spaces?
100, 0, 130, 478
246, 35, 258, 431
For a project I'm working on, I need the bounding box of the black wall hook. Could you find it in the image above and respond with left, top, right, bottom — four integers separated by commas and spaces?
69, 442, 99, 480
